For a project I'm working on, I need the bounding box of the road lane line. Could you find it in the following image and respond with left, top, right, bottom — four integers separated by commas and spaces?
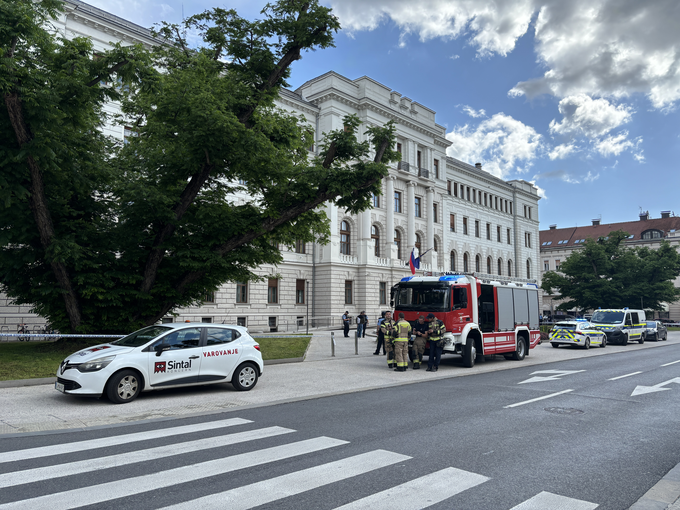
161, 450, 412, 510
0, 436, 348, 510
608, 371, 642, 381
0, 417, 252, 464
504, 389, 574, 409
332, 467, 489, 509
0, 426, 295, 489
510, 490, 598, 509
661, 360, 680, 367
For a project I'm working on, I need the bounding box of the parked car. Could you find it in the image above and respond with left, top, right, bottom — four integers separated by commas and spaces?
55, 323, 263, 403
549, 320, 607, 349
643, 321, 668, 342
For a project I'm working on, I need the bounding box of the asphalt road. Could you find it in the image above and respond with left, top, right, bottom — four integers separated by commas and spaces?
1, 340, 680, 509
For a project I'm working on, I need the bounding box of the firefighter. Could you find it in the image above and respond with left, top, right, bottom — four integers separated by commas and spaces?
393, 312, 412, 372
426, 313, 446, 372
380, 311, 397, 369
411, 315, 428, 369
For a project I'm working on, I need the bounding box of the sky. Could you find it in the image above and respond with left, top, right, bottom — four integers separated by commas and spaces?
84, 0, 680, 230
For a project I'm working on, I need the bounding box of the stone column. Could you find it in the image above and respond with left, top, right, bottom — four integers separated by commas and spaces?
386, 176, 395, 259
426, 187, 435, 265
407, 181, 416, 252
359, 208, 372, 265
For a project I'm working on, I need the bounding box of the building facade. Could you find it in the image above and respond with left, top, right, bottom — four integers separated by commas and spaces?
0, 1, 541, 333
539, 211, 680, 322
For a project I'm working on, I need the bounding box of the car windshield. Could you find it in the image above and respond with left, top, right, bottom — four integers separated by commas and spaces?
591, 311, 624, 324
553, 323, 577, 331
394, 283, 451, 312
112, 326, 172, 347
645, 321, 657, 327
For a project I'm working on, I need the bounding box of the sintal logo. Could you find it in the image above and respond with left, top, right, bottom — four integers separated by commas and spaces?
154, 361, 166, 373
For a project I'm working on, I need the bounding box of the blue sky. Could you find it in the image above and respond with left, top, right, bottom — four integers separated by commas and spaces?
86, 0, 680, 230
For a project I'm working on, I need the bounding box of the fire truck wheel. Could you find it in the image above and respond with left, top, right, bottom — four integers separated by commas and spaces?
584, 338, 590, 350
462, 338, 476, 368
551, 343, 559, 348
511, 338, 526, 361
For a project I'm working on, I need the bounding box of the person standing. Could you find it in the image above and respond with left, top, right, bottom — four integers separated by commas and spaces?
411, 315, 428, 370
374, 311, 387, 355
426, 313, 446, 372
393, 312, 412, 372
380, 311, 396, 368
342, 311, 350, 337
357, 311, 368, 338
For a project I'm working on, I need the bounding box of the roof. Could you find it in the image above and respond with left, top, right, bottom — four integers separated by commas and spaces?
540, 216, 680, 248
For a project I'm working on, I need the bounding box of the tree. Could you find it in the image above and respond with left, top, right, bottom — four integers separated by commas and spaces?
541, 230, 680, 313
0, 0, 400, 333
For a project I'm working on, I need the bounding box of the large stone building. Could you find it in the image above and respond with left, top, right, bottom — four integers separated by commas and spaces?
0, 0, 541, 334
539, 211, 680, 322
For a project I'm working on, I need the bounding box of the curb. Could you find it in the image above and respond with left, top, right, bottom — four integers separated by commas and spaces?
630, 463, 680, 509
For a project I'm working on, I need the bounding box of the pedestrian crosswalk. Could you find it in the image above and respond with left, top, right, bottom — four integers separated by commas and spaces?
0, 417, 599, 510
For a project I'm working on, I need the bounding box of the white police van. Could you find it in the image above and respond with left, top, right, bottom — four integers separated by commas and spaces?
589, 308, 646, 345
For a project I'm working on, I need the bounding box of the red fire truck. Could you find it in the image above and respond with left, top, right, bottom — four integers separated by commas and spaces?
390, 271, 541, 368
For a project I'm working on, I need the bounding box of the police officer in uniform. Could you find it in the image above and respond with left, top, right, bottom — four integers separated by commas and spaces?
393, 312, 412, 372
380, 311, 397, 369
426, 313, 446, 372
411, 315, 428, 370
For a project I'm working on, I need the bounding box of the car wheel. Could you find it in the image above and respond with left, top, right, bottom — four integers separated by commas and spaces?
621, 333, 629, 346
106, 370, 141, 404
600, 335, 606, 348
664, 333, 668, 341
462, 337, 476, 368
511, 338, 526, 361
232, 362, 259, 391
551, 343, 559, 348
584, 337, 590, 350
638, 334, 645, 344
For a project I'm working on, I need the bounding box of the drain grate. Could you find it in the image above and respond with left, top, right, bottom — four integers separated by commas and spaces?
544, 407, 584, 415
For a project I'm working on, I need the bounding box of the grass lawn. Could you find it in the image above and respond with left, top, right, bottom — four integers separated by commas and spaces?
0, 336, 311, 381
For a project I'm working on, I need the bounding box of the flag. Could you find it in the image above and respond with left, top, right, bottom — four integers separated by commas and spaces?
409, 248, 433, 275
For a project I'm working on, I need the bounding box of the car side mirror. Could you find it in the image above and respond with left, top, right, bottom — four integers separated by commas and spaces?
155, 345, 170, 357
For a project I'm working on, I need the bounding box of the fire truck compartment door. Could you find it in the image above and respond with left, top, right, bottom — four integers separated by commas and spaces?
527, 290, 539, 329
497, 287, 514, 330
513, 288, 530, 325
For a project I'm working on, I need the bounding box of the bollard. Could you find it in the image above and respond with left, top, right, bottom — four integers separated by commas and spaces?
331, 331, 335, 357
355, 330, 359, 355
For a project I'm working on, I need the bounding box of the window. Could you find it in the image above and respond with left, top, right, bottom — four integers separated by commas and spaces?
528, 207, 532, 219
642, 230, 663, 239
206, 328, 239, 345
463, 217, 468, 235
161, 317, 173, 324
487, 257, 492, 274
475, 220, 480, 238
486, 223, 491, 240
463, 253, 469, 272
497, 258, 502, 275
371, 225, 380, 257
525, 232, 531, 248
434, 159, 439, 179
238, 178, 247, 185
505, 200, 508, 213
507, 228, 511, 245
236, 282, 247, 303
497, 225, 501, 243
484, 193, 488, 207
495, 197, 498, 209
415, 233, 422, 252
394, 229, 402, 259
466, 187, 470, 201
417, 150, 422, 169
345, 280, 353, 304
509, 202, 513, 214
475, 254, 481, 272
340, 220, 351, 255
414, 197, 422, 217
270, 240, 279, 250
296, 279, 305, 304
434, 238, 438, 252
379, 282, 387, 305
433, 203, 438, 223
454, 183, 458, 197
544, 260, 549, 271
473, 189, 476, 203
372, 193, 380, 208
526, 260, 531, 279
447, 181, 452, 195
450, 214, 456, 232
268, 317, 277, 332
555, 259, 561, 271
237, 317, 246, 327
153, 328, 201, 351
123, 126, 138, 145
450, 251, 456, 271
397, 142, 402, 153
267, 278, 278, 304
524, 205, 527, 217
508, 260, 513, 277
204, 291, 215, 303
295, 239, 306, 254
394, 191, 402, 213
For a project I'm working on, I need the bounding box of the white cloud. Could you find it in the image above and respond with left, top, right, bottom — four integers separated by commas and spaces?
584, 171, 599, 182
548, 143, 578, 160
633, 151, 645, 163
532, 169, 579, 183
549, 95, 633, 138
445, 113, 543, 179
530, 181, 548, 199
450, 54, 460, 60
462, 105, 487, 118
594, 132, 636, 157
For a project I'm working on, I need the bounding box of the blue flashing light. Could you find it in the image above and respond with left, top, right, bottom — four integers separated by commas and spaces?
439, 275, 461, 281
400, 276, 414, 282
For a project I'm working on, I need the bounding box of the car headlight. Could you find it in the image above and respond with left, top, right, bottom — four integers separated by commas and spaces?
76, 355, 116, 372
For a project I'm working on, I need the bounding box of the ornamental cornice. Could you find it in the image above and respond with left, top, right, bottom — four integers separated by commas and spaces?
447, 163, 513, 193
277, 96, 319, 117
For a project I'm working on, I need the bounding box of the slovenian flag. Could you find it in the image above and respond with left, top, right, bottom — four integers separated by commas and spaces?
409, 249, 420, 274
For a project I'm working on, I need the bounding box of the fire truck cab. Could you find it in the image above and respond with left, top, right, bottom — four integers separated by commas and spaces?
390, 272, 541, 368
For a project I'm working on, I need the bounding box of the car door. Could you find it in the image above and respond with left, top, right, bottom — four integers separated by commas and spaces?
198, 327, 243, 382
148, 327, 203, 387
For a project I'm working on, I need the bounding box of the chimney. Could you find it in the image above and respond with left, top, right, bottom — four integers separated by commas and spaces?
592, 219, 600, 226
661, 211, 671, 219
475, 163, 482, 170
549, 224, 557, 230
640, 211, 649, 221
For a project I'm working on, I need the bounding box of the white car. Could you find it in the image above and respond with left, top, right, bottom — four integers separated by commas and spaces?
55, 323, 263, 403
549, 320, 607, 349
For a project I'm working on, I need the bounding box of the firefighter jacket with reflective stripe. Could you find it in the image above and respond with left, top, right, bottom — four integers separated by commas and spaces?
428, 320, 446, 341
394, 319, 412, 341
380, 319, 397, 340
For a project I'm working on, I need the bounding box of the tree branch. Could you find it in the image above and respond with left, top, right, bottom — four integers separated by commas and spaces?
85, 59, 129, 88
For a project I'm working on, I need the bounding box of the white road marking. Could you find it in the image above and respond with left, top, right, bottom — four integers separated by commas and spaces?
504, 389, 574, 408
0, 426, 294, 489
631, 377, 680, 397
661, 360, 680, 367
608, 371, 642, 381
0, 436, 348, 510
0, 417, 251, 464
518, 370, 585, 384
161, 450, 411, 510
332, 467, 489, 510
510, 490, 598, 509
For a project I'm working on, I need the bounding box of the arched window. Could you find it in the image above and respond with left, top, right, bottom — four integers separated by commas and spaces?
487, 257, 492, 274
497, 258, 502, 275
340, 221, 350, 255
415, 233, 421, 253
508, 260, 513, 277
394, 229, 402, 259
450, 251, 456, 271
475, 254, 481, 272
371, 225, 380, 257
641, 229, 663, 240
526, 259, 531, 279
433, 238, 438, 252
463, 253, 469, 272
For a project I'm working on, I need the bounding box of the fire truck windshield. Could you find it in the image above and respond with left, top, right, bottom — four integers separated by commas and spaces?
394, 283, 450, 312
591, 311, 624, 324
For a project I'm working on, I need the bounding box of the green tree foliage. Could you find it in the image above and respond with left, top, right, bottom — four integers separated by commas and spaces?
0, 0, 400, 333
541, 230, 680, 312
